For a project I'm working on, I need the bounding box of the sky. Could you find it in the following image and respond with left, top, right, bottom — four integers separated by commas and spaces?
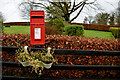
0, 0, 119, 23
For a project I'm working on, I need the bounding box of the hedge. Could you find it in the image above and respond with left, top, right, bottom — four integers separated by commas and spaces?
109, 27, 120, 38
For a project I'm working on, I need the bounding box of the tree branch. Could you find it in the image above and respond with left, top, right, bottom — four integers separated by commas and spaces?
63, 2, 68, 13
70, 1, 83, 14
48, 1, 66, 14
75, 1, 83, 7
69, 0, 75, 14
86, 0, 96, 4
58, 1, 66, 14
68, 2, 71, 9
30, 1, 47, 8
49, 2, 60, 8
70, 2, 86, 22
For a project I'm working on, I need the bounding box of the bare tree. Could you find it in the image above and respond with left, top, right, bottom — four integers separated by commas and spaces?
91, 13, 110, 25
116, 1, 120, 25
109, 12, 115, 25
0, 12, 5, 21
0, 12, 5, 33
19, 1, 38, 20
83, 16, 94, 24
83, 16, 88, 23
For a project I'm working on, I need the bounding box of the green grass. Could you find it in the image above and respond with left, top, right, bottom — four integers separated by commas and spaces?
84, 30, 114, 39
4, 25, 30, 34
3, 25, 115, 39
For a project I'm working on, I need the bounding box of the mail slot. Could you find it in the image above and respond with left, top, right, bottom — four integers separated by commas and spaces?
30, 10, 45, 45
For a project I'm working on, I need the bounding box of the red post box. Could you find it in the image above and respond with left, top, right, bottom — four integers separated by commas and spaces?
30, 10, 45, 45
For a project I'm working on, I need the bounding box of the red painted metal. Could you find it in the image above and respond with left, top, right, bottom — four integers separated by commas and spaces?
30, 10, 45, 45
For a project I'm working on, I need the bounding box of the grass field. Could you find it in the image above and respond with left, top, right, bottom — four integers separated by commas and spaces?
4, 25, 114, 39
84, 30, 114, 39
4, 26, 30, 34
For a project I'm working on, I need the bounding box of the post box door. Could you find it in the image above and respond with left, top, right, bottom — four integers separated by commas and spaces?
30, 24, 45, 45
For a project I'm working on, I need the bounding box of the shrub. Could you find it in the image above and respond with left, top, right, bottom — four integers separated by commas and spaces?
52, 18, 65, 34
65, 25, 84, 36
5, 24, 10, 27
0, 19, 3, 33
109, 27, 120, 38
46, 17, 65, 34
45, 26, 58, 35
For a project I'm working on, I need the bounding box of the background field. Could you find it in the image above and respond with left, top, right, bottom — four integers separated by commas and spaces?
4, 25, 114, 39
4, 26, 30, 34
84, 30, 114, 39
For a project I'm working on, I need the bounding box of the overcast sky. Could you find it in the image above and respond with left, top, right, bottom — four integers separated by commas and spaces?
0, 0, 119, 23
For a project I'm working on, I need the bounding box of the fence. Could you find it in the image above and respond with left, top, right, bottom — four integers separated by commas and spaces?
1, 46, 120, 80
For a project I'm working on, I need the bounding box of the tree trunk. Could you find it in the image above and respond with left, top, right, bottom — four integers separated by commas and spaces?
64, 14, 71, 26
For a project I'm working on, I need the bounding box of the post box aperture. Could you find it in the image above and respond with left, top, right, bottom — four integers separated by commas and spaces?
30, 10, 45, 45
